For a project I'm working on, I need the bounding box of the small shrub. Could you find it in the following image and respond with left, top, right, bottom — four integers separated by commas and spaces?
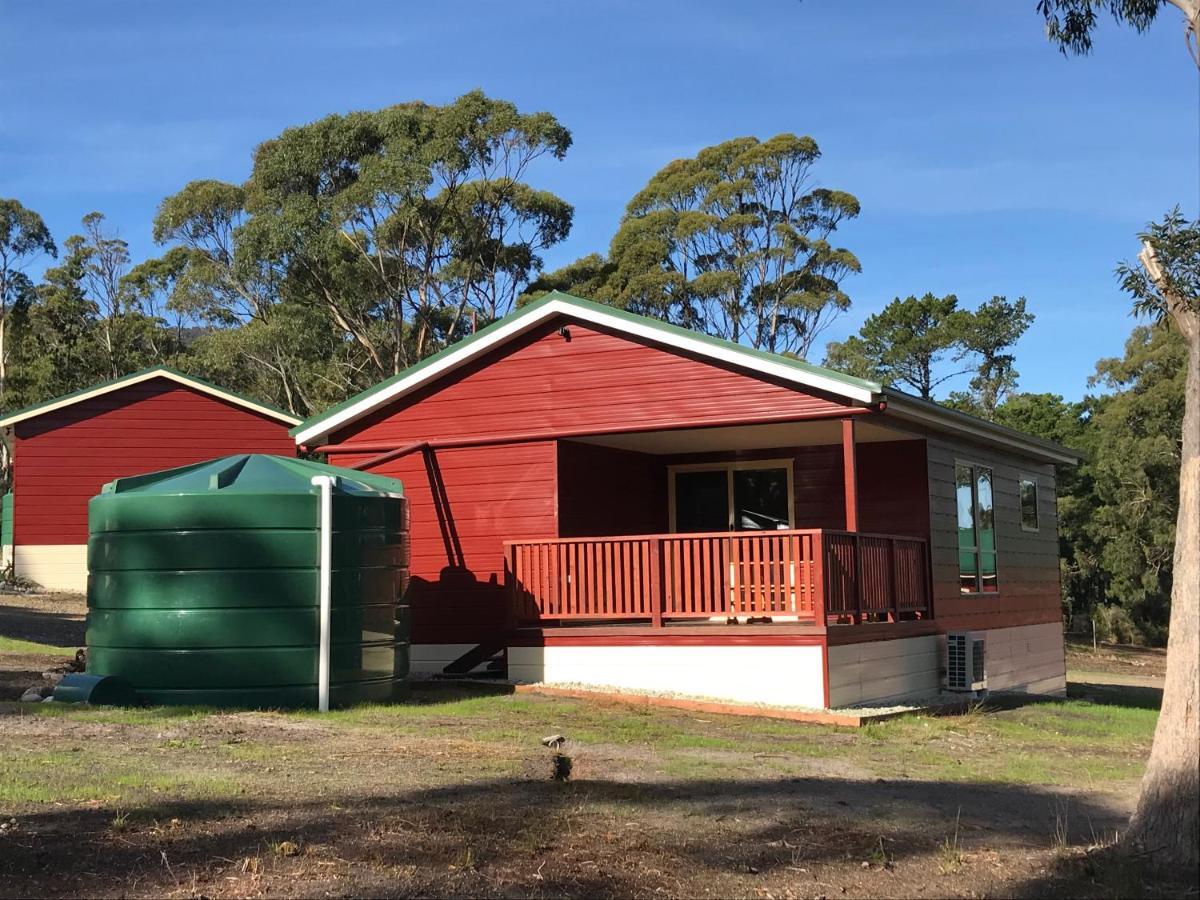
1091, 605, 1142, 646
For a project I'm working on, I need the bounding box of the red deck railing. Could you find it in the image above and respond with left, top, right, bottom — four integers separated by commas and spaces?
505, 529, 931, 628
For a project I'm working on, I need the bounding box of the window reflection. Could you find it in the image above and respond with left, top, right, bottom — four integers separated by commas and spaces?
957, 463, 999, 594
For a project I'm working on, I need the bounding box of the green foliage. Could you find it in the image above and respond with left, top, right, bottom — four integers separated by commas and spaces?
1087, 325, 1185, 637
1037, 0, 1165, 56
0, 198, 57, 406
4, 213, 181, 413
240, 91, 572, 379
824, 293, 1032, 412
528, 134, 860, 358
1117, 206, 1200, 323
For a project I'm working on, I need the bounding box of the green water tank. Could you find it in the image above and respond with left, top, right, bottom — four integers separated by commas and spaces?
86, 454, 410, 708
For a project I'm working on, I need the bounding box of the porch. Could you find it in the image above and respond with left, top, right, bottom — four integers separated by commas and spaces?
505, 527, 932, 629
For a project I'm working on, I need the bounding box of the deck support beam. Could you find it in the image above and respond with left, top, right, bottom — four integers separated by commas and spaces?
841, 417, 859, 532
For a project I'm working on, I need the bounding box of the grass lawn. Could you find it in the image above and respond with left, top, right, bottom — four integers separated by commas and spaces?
0, 635, 78, 657
0, 662, 1180, 899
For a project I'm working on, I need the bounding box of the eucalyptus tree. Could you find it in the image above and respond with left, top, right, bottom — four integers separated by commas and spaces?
240, 90, 573, 377
0, 199, 56, 407
1114, 210, 1199, 866
1036, 0, 1199, 865
529, 134, 860, 359
139, 179, 325, 414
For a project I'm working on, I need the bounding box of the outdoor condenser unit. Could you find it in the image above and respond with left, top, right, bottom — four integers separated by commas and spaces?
945, 632, 987, 692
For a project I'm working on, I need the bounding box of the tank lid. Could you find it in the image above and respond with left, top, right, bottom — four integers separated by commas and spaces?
101, 454, 404, 497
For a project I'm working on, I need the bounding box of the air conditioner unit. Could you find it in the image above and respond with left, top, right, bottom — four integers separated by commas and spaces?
946, 632, 987, 692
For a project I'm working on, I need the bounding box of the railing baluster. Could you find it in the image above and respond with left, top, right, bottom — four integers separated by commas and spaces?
504, 529, 928, 629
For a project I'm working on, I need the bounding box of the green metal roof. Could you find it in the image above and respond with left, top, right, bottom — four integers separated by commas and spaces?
0, 366, 301, 428
102, 454, 404, 497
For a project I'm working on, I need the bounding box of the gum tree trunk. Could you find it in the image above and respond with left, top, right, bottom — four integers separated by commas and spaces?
1126, 315, 1199, 866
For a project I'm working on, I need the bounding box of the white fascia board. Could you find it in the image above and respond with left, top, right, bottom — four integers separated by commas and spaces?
0, 369, 302, 429
294, 298, 879, 446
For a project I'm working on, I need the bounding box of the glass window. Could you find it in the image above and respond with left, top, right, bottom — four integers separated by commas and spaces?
976, 468, 998, 593
957, 462, 999, 594
673, 470, 729, 533
1020, 478, 1040, 532
733, 468, 791, 530
671, 463, 793, 533
956, 464, 977, 593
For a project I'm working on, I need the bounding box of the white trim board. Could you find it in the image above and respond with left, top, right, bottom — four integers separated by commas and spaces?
292, 296, 880, 446
0, 368, 301, 429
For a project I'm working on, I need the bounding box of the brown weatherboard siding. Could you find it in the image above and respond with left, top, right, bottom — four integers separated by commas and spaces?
925, 435, 1061, 631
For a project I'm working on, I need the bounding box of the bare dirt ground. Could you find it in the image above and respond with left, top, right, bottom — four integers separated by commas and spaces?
1066, 640, 1168, 680
0, 593, 1188, 899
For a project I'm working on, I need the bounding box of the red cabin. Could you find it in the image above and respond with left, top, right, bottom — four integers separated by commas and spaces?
295, 293, 1077, 709
0, 367, 300, 591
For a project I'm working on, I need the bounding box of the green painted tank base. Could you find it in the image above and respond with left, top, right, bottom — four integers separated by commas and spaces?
134, 677, 406, 709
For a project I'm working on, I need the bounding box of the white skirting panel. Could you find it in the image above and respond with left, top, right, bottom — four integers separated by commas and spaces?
827, 635, 941, 708
507, 644, 827, 709
13, 544, 87, 592
410, 643, 484, 675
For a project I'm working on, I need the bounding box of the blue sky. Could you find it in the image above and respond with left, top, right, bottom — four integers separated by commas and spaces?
2, 1, 1196, 400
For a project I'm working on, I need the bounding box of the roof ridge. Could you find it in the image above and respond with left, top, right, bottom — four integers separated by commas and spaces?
291, 291, 881, 440
0, 365, 301, 428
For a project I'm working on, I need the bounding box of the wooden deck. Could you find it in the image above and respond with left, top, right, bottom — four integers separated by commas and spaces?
505, 528, 931, 629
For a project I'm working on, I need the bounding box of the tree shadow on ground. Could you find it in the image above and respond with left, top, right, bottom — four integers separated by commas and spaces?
1066, 681, 1163, 711
0, 602, 85, 646
1007, 842, 1197, 899
1, 773, 1135, 898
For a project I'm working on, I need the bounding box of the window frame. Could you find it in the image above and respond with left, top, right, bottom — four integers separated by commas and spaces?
1019, 474, 1040, 533
955, 460, 1000, 596
667, 458, 795, 533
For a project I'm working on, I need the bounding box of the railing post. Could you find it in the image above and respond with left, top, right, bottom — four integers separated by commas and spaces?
503, 542, 519, 634
812, 531, 827, 627
649, 537, 663, 628
853, 533, 863, 624
841, 418, 859, 532
924, 539, 934, 621
889, 538, 900, 623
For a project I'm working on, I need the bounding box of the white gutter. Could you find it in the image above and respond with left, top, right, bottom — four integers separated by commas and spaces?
310, 475, 337, 712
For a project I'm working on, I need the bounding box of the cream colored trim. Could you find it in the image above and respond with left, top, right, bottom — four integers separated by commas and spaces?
0, 369, 301, 428
667, 458, 795, 532
293, 297, 880, 445
13, 544, 87, 593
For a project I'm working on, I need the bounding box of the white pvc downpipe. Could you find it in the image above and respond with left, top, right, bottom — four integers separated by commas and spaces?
310, 475, 337, 712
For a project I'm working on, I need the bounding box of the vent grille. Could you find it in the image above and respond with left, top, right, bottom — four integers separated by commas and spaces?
946, 632, 987, 692
947, 633, 968, 690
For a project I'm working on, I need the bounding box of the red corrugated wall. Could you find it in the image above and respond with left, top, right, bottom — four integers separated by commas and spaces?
331, 442, 557, 644
13, 378, 296, 545
323, 316, 860, 644
331, 319, 851, 445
